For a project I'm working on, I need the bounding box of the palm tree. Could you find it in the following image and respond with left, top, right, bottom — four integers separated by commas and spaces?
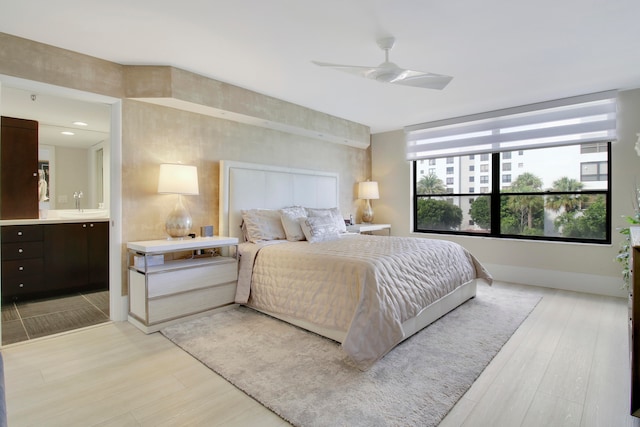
507, 172, 544, 230
545, 177, 584, 213
417, 173, 446, 194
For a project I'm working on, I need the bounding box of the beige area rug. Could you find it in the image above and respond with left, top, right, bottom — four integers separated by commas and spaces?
161, 283, 541, 427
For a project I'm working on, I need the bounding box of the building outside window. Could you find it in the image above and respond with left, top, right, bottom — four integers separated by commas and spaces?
412, 143, 610, 243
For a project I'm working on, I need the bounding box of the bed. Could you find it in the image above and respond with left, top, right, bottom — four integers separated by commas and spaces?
219, 161, 492, 369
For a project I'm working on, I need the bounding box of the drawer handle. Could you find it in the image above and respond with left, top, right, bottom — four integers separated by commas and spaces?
17, 231, 23, 236
19, 283, 24, 288
18, 248, 23, 253
83, 224, 87, 228
19, 266, 24, 271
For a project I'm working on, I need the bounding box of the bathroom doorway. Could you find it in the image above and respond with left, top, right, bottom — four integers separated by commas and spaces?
0, 77, 121, 345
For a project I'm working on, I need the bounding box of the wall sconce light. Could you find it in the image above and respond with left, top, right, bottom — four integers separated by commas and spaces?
358, 180, 379, 223
157, 163, 199, 239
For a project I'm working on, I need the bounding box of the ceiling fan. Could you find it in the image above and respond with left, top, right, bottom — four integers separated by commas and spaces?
312, 37, 453, 90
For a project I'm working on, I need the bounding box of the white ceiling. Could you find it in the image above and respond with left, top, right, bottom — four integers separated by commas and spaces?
1, 0, 640, 135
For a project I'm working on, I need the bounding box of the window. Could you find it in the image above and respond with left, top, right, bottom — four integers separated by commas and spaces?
446, 157, 454, 164
581, 142, 608, 154
446, 167, 454, 174
469, 155, 475, 160
502, 152, 512, 159
480, 154, 489, 161
429, 159, 436, 165
446, 177, 454, 185
581, 161, 608, 181
429, 168, 436, 174
420, 170, 424, 175
502, 163, 511, 171
480, 164, 489, 172
469, 165, 475, 172
413, 142, 611, 243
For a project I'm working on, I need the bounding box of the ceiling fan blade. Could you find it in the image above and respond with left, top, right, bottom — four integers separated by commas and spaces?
391, 71, 453, 90
311, 61, 378, 79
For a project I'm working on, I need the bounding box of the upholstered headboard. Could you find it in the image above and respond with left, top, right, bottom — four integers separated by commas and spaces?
219, 161, 339, 240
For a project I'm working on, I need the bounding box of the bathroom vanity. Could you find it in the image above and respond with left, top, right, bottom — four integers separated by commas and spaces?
1, 217, 109, 302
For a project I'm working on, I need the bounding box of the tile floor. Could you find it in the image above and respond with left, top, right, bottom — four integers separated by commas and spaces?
1, 290, 109, 345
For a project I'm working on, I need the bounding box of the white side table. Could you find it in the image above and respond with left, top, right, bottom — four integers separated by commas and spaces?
346, 223, 391, 236
127, 236, 239, 333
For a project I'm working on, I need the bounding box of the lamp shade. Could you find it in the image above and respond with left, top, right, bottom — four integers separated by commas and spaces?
157, 164, 199, 195
358, 181, 379, 200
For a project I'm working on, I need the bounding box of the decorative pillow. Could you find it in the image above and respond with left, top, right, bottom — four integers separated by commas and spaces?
306, 207, 347, 233
241, 209, 287, 243
280, 206, 307, 241
299, 215, 340, 243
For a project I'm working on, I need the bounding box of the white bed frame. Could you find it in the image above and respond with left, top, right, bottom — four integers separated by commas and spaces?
219, 160, 477, 344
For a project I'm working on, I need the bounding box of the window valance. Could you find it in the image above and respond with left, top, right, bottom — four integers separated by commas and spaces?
405, 91, 617, 160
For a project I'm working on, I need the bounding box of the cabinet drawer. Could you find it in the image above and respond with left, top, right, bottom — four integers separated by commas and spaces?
147, 259, 237, 298
2, 275, 44, 298
1, 225, 43, 243
1, 241, 43, 260
148, 282, 236, 324
2, 258, 44, 278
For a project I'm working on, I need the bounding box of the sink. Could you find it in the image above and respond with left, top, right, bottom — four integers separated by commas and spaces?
52, 209, 109, 219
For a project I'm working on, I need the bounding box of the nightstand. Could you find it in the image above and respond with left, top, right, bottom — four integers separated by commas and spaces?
346, 223, 391, 236
127, 236, 238, 333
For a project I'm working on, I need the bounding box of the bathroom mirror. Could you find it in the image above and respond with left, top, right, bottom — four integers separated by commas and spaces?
0, 85, 111, 218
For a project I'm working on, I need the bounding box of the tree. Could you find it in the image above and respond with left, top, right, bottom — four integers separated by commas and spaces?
505, 172, 544, 233
556, 195, 606, 239
417, 173, 446, 194
546, 177, 584, 213
469, 196, 491, 230
416, 198, 462, 230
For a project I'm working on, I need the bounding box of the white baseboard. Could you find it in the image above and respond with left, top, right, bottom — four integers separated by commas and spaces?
485, 263, 628, 298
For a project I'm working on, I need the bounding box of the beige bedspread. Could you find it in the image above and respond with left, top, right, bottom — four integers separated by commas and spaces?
236, 234, 492, 369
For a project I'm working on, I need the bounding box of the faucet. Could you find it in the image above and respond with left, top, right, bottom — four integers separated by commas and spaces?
73, 191, 83, 211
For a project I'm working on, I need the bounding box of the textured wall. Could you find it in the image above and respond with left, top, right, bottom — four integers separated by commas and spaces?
121, 100, 369, 243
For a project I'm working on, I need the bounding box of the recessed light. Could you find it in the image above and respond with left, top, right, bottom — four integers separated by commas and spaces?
72, 121, 88, 126
61, 131, 75, 136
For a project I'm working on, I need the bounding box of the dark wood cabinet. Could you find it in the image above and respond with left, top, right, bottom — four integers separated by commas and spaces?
630, 227, 640, 417
43, 222, 109, 293
0, 225, 44, 299
1, 222, 108, 301
0, 117, 39, 220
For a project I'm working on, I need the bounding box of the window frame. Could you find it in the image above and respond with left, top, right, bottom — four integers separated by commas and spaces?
412, 143, 612, 244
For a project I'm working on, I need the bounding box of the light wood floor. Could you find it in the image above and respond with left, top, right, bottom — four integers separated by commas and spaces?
2, 282, 640, 426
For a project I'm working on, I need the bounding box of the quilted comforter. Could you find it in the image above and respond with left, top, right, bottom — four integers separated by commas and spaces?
236, 234, 492, 369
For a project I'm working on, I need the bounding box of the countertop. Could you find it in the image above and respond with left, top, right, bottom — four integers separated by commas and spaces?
0, 209, 110, 226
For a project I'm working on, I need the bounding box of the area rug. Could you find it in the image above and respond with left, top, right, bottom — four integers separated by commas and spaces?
161, 283, 541, 427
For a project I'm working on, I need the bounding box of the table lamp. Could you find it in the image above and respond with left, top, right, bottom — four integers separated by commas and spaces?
157, 163, 199, 238
358, 180, 379, 223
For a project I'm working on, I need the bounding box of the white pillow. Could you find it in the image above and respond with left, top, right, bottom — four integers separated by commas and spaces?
306, 207, 347, 233
280, 206, 307, 241
241, 209, 287, 243
299, 215, 340, 243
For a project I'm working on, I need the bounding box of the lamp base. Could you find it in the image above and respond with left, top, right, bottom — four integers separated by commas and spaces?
362, 199, 374, 224
165, 195, 192, 238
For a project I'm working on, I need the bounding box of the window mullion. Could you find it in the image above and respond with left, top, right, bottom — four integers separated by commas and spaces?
490, 152, 501, 236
